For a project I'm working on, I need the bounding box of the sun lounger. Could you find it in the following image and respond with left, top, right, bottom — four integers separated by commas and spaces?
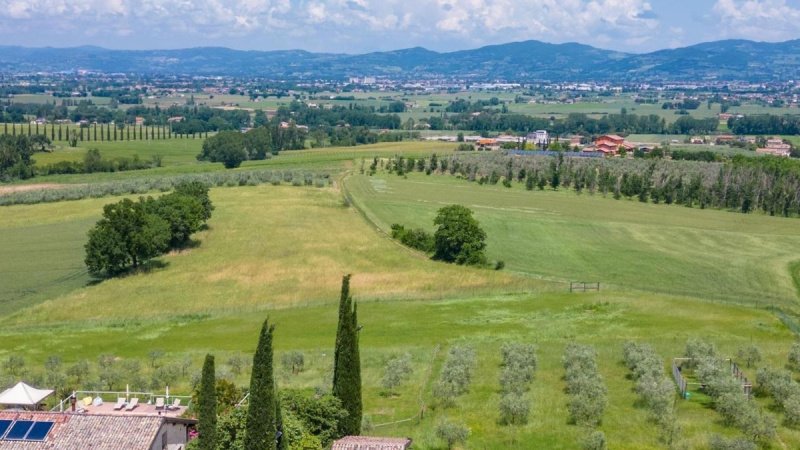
125, 398, 139, 411
168, 398, 181, 410
155, 397, 165, 409
113, 397, 127, 410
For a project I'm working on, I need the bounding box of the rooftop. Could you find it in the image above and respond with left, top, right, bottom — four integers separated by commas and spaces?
0, 410, 194, 450
332, 436, 413, 450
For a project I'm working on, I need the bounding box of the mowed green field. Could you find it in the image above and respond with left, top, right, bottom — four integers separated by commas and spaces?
1, 181, 800, 448
346, 173, 800, 310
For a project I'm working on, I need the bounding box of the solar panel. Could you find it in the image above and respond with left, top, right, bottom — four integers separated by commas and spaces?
0, 420, 12, 438
25, 421, 54, 441
5, 420, 33, 440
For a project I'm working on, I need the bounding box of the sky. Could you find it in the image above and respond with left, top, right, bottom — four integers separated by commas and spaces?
0, 0, 799, 54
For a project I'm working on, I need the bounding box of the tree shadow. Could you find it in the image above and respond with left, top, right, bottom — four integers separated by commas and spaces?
85, 259, 170, 286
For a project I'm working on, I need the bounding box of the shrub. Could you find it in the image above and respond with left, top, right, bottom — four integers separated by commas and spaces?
709, 435, 757, 450
435, 418, 469, 450
381, 353, 413, 394
563, 344, 606, 427
390, 224, 434, 253
789, 342, 800, 372
433, 345, 476, 407
498, 393, 530, 425
582, 431, 607, 450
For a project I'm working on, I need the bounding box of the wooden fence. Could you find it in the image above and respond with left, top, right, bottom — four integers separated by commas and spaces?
672, 357, 752, 399
569, 282, 600, 293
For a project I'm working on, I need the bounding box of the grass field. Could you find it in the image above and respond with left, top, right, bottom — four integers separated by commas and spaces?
2, 181, 800, 448
3, 142, 800, 447
345, 172, 800, 310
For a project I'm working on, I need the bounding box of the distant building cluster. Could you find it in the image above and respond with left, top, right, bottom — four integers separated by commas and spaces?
757, 138, 792, 157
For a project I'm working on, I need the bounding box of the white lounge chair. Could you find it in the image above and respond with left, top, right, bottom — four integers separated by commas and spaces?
125, 398, 139, 411
113, 397, 126, 410
155, 397, 165, 409
168, 398, 181, 410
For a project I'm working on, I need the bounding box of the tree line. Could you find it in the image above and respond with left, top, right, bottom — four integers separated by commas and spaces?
197, 126, 306, 169
381, 152, 800, 217
728, 114, 800, 135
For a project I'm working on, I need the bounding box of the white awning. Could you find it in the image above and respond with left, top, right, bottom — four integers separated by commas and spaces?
0, 382, 54, 406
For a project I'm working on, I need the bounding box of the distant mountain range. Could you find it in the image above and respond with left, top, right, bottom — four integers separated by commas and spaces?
1, 39, 799, 82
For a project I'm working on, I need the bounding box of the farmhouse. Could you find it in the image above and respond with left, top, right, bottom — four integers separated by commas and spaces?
592, 135, 634, 155
332, 436, 412, 450
0, 411, 195, 450
756, 138, 792, 157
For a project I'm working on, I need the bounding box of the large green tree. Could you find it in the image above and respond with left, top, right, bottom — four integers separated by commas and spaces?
332, 275, 362, 436
243, 127, 272, 160
198, 354, 217, 450
142, 193, 206, 247
432, 204, 487, 266
244, 318, 277, 450
0, 134, 35, 180
84, 198, 171, 276
197, 130, 247, 168
174, 180, 214, 221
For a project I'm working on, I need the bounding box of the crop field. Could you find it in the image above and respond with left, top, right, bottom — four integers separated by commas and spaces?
2, 144, 800, 448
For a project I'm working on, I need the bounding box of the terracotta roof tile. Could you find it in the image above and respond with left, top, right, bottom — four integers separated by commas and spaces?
0, 411, 174, 450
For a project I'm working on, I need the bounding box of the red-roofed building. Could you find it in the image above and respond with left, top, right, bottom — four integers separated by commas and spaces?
332, 436, 413, 450
593, 135, 634, 155
0, 410, 195, 450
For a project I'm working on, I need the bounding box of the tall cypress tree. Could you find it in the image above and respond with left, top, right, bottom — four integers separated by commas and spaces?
333, 274, 351, 384
333, 275, 362, 436
198, 354, 217, 450
245, 318, 277, 450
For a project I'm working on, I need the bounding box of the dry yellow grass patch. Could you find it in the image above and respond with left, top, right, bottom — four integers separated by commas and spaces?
7, 185, 547, 325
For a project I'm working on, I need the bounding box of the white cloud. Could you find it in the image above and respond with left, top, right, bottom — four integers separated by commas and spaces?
713, 0, 800, 41
4, 0, 793, 53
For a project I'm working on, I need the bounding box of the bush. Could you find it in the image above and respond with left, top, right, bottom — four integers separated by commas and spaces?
381, 353, 413, 394
563, 344, 606, 427
709, 435, 757, 450
498, 393, 530, 425
582, 431, 607, 450
281, 351, 305, 375
435, 418, 469, 450
789, 342, 800, 372
433, 345, 476, 407
390, 224, 434, 253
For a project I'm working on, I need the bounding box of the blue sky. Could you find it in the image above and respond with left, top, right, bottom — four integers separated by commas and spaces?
0, 0, 799, 53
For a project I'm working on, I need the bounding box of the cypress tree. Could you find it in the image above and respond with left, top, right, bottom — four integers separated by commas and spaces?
332, 275, 362, 436
333, 274, 352, 381
244, 318, 277, 450
198, 354, 217, 450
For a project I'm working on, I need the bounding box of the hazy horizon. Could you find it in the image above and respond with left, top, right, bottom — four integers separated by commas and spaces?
0, 0, 798, 55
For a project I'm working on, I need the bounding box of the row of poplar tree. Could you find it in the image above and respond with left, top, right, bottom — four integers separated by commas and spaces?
195, 274, 362, 450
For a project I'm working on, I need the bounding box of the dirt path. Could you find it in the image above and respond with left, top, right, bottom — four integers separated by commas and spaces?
0, 183, 78, 195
